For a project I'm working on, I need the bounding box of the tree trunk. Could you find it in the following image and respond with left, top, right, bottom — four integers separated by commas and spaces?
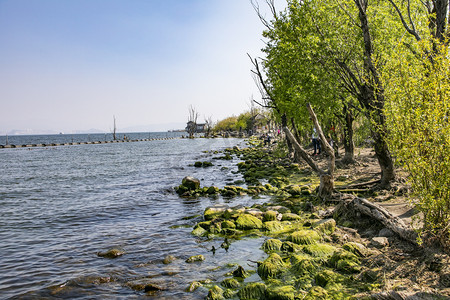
372, 130, 396, 187
334, 194, 418, 244
319, 174, 334, 199
342, 105, 355, 164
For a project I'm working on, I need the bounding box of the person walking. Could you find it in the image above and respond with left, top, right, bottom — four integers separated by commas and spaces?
312, 128, 321, 155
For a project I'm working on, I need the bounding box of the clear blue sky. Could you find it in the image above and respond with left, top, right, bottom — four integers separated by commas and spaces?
0, 0, 277, 134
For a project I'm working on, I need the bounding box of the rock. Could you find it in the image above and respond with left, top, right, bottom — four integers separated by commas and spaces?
162, 255, 177, 264
281, 241, 302, 253
126, 279, 166, 292
207, 186, 220, 195
266, 285, 295, 300
237, 282, 266, 300
263, 210, 277, 222
185, 254, 205, 263
185, 281, 202, 292
207, 285, 224, 300
289, 230, 321, 245
181, 176, 200, 190
97, 248, 125, 259
281, 212, 302, 221
202, 161, 214, 167
342, 242, 368, 257
262, 239, 283, 252
315, 269, 339, 287
257, 253, 285, 279
303, 243, 336, 258
204, 204, 229, 220
290, 254, 317, 275
313, 218, 336, 235
371, 237, 389, 248
244, 208, 263, 217
232, 265, 248, 278
235, 214, 263, 230
194, 161, 202, 167
221, 278, 240, 289
191, 226, 207, 237
221, 220, 236, 229
329, 250, 361, 273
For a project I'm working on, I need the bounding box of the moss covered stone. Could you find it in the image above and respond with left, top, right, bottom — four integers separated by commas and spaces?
235, 214, 263, 230
289, 230, 321, 245
302, 243, 336, 258
263, 210, 278, 222
257, 253, 286, 279
328, 250, 361, 273
313, 218, 336, 235
304, 286, 329, 300
221, 278, 240, 289
204, 204, 229, 221
263, 221, 284, 233
266, 285, 295, 300
281, 213, 302, 221
232, 265, 248, 278
221, 220, 236, 229
262, 239, 283, 252
290, 254, 317, 276
237, 282, 266, 300
207, 285, 224, 300
186, 254, 205, 263
181, 176, 200, 190
342, 242, 367, 257
281, 241, 302, 253
191, 226, 207, 237
207, 186, 220, 195
186, 281, 202, 292
97, 248, 125, 259
315, 269, 339, 287
223, 289, 235, 299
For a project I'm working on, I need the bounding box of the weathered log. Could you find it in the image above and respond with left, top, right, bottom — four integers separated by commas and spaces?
335, 194, 418, 244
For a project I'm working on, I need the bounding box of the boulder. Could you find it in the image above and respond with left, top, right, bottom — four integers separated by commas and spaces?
186, 254, 205, 263
289, 230, 321, 245
262, 239, 283, 252
237, 282, 266, 300
235, 214, 263, 230
257, 253, 286, 279
313, 218, 336, 235
371, 237, 389, 248
97, 248, 125, 259
204, 204, 229, 220
181, 176, 200, 190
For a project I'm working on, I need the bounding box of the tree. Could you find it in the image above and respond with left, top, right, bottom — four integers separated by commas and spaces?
187, 105, 199, 138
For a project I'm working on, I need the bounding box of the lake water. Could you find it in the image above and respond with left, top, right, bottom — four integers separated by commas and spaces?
0, 134, 268, 299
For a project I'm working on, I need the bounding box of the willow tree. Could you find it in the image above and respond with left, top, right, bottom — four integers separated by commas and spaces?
382, 0, 450, 246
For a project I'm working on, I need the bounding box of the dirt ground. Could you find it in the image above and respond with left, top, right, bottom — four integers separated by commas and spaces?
314, 147, 450, 298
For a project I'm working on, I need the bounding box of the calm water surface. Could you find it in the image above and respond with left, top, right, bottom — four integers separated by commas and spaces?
0, 136, 267, 299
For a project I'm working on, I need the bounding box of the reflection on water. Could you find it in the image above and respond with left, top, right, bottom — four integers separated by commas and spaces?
0, 136, 267, 299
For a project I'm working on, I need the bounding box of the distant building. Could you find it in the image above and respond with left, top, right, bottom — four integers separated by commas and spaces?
185, 121, 206, 133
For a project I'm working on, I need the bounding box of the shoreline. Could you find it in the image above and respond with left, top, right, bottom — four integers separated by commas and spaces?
174, 137, 450, 299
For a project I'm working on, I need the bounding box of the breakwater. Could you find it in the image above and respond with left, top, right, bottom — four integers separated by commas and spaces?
0, 137, 178, 149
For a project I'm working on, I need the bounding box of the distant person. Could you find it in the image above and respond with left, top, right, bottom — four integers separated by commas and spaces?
312, 128, 321, 155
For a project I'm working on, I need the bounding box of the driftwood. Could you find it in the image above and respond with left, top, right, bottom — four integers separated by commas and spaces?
335, 194, 418, 244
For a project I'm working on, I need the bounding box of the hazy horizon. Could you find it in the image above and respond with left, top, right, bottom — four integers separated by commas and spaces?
0, 1, 281, 134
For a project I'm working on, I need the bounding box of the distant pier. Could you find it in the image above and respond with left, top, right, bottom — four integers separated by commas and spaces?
0, 137, 179, 149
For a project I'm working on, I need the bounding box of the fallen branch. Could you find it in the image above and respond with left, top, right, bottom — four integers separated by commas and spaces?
334, 194, 418, 244
336, 179, 381, 190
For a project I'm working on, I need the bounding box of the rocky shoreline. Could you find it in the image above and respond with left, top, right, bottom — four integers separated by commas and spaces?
173, 138, 449, 299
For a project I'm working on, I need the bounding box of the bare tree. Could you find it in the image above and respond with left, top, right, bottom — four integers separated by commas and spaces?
187, 105, 199, 138
204, 115, 213, 137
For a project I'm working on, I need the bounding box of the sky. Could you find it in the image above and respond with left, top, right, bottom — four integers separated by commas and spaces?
0, 0, 280, 134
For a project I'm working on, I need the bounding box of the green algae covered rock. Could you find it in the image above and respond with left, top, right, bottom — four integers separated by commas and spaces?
263, 221, 284, 233
281, 213, 302, 221
313, 218, 336, 235
204, 204, 229, 221
262, 239, 283, 252
304, 286, 329, 300
223, 288, 235, 299
290, 254, 317, 276
191, 226, 207, 237
181, 176, 200, 190
221, 220, 236, 229
185, 281, 202, 292
232, 265, 249, 278
162, 255, 176, 264
289, 230, 321, 245
237, 282, 266, 300
302, 243, 336, 258
342, 242, 367, 257
207, 285, 224, 300
281, 241, 302, 253
315, 269, 340, 287
221, 278, 240, 289
186, 254, 205, 263
97, 248, 125, 258
257, 253, 286, 279
328, 250, 361, 273
207, 186, 220, 195
265, 285, 295, 300
236, 214, 263, 230
263, 210, 278, 222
